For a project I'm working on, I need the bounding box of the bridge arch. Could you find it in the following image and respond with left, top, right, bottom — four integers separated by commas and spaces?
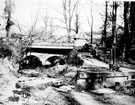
45, 55, 65, 67
19, 55, 42, 70
25, 52, 65, 66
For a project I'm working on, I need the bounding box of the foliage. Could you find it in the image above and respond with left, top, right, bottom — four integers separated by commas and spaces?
4, 0, 15, 15
0, 36, 29, 65
66, 44, 97, 67
66, 48, 84, 67
0, 39, 12, 58
100, 1, 135, 64
4, 0, 15, 37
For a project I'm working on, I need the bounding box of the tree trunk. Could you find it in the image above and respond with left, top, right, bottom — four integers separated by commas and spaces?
75, 13, 79, 34
112, 2, 118, 65
124, 2, 130, 61
6, 14, 11, 38
130, 2, 135, 55
90, 0, 93, 44
102, 1, 108, 46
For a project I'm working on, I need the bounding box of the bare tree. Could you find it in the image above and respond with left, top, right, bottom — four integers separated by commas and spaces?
112, 2, 118, 44
124, 2, 130, 61
62, 0, 79, 43
48, 18, 57, 36
86, 0, 94, 44
111, 1, 118, 66
90, 0, 93, 44
74, 4, 79, 34
130, 2, 135, 52
43, 11, 49, 36
102, 1, 108, 46
4, 0, 15, 38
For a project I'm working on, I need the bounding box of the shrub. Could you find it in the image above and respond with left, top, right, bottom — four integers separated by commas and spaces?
66, 49, 84, 67
0, 40, 12, 58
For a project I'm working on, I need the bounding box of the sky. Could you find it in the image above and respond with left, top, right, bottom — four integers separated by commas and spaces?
12, 0, 105, 34
0, 0, 123, 35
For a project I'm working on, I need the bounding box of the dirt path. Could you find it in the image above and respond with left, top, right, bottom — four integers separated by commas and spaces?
71, 91, 103, 105
69, 90, 135, 105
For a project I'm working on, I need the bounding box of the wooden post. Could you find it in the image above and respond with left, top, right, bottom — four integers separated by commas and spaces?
109, 49, 112, 70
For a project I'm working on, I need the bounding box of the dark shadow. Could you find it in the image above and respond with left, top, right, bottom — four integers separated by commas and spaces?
45, 56, 65, 67
19, 55, 42, 70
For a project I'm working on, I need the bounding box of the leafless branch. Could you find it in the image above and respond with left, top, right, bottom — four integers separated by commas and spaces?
29, 1, 41, 36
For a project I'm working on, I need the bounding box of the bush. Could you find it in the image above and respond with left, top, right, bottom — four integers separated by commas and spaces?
0, 37, 27, 64
66, 49, 84, 67
0, 40, 12, 58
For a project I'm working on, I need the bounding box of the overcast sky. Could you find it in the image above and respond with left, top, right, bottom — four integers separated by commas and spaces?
0, 0, 123, 35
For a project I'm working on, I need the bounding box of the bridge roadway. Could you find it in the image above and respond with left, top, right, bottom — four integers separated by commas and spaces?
26, 44, 74, 55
